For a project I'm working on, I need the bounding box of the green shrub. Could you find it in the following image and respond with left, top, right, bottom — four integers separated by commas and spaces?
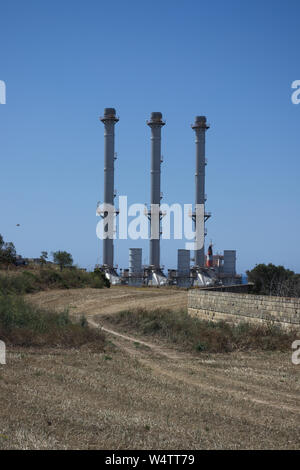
247, 263, 300, 297
0, 266, 109, 295
0, 295, 105, 349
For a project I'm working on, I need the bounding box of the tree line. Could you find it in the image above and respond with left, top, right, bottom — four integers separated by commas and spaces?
247, 263, 300, 297
0, 234, 74, 272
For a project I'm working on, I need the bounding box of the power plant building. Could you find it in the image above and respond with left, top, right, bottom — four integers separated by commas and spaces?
97, 108, 241, 287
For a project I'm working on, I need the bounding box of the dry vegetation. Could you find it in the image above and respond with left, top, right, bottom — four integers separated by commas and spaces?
0, 267, 109, 295
1, 342, 299, 449
0, 296, 105, 349
0, 287, 299, 450
107, 308, 299, 353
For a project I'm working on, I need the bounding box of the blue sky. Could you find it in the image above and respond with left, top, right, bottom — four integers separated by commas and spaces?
0, 0, 299, 273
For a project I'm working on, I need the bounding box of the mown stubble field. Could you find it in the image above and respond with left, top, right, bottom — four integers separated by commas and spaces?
0, 287, 299, 449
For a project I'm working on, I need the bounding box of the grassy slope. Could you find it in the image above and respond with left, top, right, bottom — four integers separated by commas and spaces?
0, 267, 109, 295
0, 295, 105, 349
106, 308, 300, 352
0, 267, 108, 348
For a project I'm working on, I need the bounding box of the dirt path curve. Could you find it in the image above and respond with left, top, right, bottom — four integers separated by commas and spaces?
28, 286, 187, 318
90, 318, 300, 415
28, 286, 188, 363
88, 318, 182, 360
28, 286, 300, 421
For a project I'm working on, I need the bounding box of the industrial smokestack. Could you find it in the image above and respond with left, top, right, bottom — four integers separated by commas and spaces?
100, 108, 119, 268
192, 116, 209, 267
147, 112, 165, 269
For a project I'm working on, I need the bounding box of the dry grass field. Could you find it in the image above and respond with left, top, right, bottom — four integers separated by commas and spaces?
0, 287, 299, 450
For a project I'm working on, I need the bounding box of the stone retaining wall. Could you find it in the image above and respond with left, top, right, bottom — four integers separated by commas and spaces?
188, 290, 300, 328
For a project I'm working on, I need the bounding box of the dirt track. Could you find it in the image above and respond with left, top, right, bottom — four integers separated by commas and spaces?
2, 286, 298, 449
29, 287, 189, 361
28, 286, 188, 318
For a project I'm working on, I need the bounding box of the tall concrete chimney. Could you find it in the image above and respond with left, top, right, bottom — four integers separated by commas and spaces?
147, 112, 165, 269
192, 116, 209, 267
100, 108, 119, 268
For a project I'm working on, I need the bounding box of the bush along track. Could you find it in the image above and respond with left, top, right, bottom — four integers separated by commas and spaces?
0, 294, 105, 349
107, 308, 300, 353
